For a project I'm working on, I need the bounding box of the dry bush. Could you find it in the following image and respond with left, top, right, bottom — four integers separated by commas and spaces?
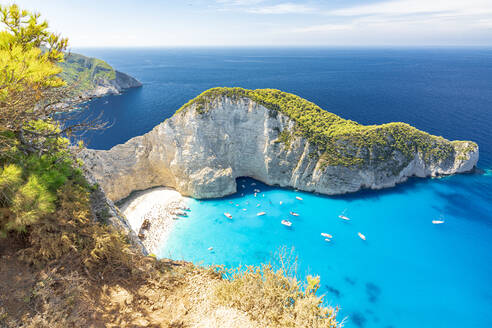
18, 179, 138, 279
214, 249, 340, 328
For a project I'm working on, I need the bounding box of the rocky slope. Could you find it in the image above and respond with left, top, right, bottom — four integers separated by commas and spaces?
81, 88, 479, 202
59, 52, 142, 100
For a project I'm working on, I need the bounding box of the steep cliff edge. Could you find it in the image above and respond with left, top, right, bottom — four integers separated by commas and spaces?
81, 88, 479, 201
59, 52, 142, 100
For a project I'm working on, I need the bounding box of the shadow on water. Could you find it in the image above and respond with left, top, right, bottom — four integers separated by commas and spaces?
350, 311, 367, 328
365, 282, 382, 304
204, 175, 436, 203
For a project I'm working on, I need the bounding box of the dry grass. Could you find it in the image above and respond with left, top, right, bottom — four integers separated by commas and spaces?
214, 248, 340, 328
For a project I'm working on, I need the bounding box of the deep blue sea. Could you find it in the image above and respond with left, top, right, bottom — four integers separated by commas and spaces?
74, 47, 492, 328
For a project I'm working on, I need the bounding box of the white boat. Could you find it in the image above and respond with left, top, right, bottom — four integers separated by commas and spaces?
295, 196, 303, 201
324, 238, 331, 242
254, 193, 257, 197
321, 233, 332, 238
432, 220, 445, 224
251, 182, 256, 186
339, 215, 350, 221
242, 184, 246, 188
257, 211, 266, 216
242, 208, 247, 211
281, 220, 292, 227
290, 211, 299, 217
208, 247, 214, 251
358, 232, 366, 240
224, 212, 232, 219
256, 203, 261, 207
279, 201, 283, 205
254, 189, 260, 193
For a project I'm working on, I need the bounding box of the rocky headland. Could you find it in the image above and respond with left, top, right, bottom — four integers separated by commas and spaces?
81, 87, 479, 202
59, 52, 142, 103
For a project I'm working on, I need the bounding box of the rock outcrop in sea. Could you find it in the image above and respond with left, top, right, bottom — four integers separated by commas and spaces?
59, 52, 142, 101
81, 88, 479, 202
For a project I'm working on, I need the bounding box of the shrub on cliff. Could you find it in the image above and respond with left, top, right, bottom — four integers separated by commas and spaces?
215, 248, 340, 328
178, 87, 473, 170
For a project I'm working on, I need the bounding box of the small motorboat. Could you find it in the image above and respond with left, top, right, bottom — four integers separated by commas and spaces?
254, 188, 260, 193
295, 196, 303, 201
279, 201, 283, 205
257, 211, 266, 216
338, 215, 350, 221
242, 208, 247, 211
290, 211, 299, 217
224, 212, 232, 219
256, 203, 261, 207
242, 184, 246, 188
254, 193, 257, 197
251, 182, 256, 186
432, 220, 445, 224
324, 238, 331, 242
358, 232, 366, 241
321, 233, 332, 238
281, 220, 292, 227
208, 247, 214, 251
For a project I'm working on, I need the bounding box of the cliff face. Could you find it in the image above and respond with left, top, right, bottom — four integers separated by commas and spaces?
81, 89, 478, 202
59, 52, 142, 100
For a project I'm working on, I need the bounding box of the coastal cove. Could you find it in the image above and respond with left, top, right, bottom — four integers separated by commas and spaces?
74, 48, 492, 328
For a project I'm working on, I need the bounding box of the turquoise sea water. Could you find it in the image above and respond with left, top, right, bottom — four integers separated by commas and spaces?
72, 48, 492, 327
159, 174, 492, 328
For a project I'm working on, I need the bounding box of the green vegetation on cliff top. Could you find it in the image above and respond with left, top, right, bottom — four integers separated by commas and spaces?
178, 87, 477, 169
58, 52, 116, 94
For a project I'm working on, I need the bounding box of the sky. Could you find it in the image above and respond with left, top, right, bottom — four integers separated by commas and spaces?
1, 0, 492, 47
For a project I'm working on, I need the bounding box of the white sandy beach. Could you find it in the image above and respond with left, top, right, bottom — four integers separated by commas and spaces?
118, 187, 188, 254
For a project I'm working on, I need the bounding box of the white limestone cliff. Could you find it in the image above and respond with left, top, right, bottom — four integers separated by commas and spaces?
81, 95, 478, 202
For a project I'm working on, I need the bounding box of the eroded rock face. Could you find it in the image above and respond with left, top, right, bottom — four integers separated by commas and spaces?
81, 97, 479, 202
83, 70, 142, 98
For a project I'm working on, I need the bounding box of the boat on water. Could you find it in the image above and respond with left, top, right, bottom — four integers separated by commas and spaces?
254, 188, 260, 193
321, 233, 332, 238
254, 193, 257, 197
208, 247, 213, 251
281, 220, 292, 227
324, 238, 331, 242
432, 220, 445, 224
256, 203, 261, 207
295, 196, 303, 201
339, 215, 350, 221
257, 211, 266, 216
358, 232, 366, 240
224, 212, 232, 219
251, 182, 256, 186
279, 201, 283, 205
290, 211, 299, 216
